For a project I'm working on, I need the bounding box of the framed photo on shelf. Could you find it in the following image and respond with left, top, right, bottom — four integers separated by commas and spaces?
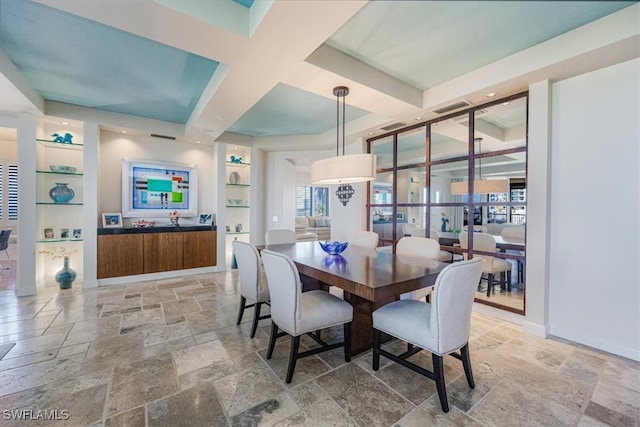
121, 158, 198, 218
43, 226, 55, 240
72, 228, 82, 239
102, 213, 123, 228
198, 213, 213, 225
60, 228, 70, 239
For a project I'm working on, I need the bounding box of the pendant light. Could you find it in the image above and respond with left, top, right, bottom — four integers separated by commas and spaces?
450, 137, 509, 194
311, 86, 376, 185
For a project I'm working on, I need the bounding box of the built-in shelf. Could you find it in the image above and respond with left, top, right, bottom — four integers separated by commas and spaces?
36, 170, 83, 176
37, 239, 84, 243
36, 202, 83, 206
226, 205, 250, 208
36, 139, 84, 149
225, 183, 250, 187
226, 232, 250, 235
225, 161, 250, 167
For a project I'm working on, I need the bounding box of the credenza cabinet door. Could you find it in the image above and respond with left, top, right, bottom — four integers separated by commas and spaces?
183, 231, 217, 269
97, 234, 144, 278
143, 233, 185, 273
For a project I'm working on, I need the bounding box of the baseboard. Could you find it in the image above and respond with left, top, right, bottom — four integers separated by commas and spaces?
523, 320, 548, 338
550, 327, 640, 362
97, 266, 217, 286
472, 303, 525, 326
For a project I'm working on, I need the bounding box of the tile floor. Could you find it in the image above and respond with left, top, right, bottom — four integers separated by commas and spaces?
0, 271, 638, 426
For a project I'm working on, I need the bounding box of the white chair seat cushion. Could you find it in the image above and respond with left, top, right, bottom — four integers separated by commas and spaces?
438, 250, 453, 262
485, 257, 512, 274
373, 299, 436, 351
295, 290, 353, 336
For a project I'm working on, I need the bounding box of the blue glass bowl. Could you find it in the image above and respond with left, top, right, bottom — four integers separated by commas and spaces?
319, 241, 349, 255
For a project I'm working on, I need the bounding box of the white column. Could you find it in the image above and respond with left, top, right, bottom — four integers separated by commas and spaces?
82, 123, 99, 288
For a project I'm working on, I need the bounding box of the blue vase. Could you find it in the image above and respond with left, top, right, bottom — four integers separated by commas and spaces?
49, 183, 75, 203
55, 257, 76, 289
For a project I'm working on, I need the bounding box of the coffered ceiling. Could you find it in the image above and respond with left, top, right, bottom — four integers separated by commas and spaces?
0, 1, 637, 150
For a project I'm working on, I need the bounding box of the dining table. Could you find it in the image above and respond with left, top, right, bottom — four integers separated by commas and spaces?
259, 241, 447, 355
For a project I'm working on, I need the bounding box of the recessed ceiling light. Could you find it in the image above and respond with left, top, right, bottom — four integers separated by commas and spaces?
367, 132, 374, 136
61, 121, 68, 125
415, 117, 422, 121
121, 130, 127, 134
196, 140, 201, 144
234, 146, 239, 149
486, 92, 499, 97
501, 102, 511, 106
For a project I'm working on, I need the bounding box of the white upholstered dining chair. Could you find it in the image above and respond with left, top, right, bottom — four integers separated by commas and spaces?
261, 249, 353, 383
459, 231, 512, 296
232, 241, 271, 338
372, 257, 484, 412
265, 229, 296, 245
350, 230, 379, 249
396, 236, 441, 301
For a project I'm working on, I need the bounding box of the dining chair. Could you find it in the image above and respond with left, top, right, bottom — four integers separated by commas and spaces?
372, 257, 484, 412
396, 237, 441, 300
401, 223, 417, 236
459, 231, 512, 296
0, 229, 11, 259
265, 229, 296, 245
350, 230, 379, 249
501, 226, 525, 285
261, 249, 353, 383
232, 240, 271, 338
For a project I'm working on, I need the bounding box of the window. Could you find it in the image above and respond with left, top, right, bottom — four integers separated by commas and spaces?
0, 162, 19, 223
296, 185, 330, 217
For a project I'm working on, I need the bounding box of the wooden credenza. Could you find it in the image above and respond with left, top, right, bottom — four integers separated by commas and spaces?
97, 226, 217, 279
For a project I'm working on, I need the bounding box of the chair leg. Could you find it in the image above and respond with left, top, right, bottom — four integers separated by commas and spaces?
285, 335, 301, 383
460, 343, 475, 389
236, 296, 247, 325
432, 353, 449, 413
250, 302, 262, 338
506, 271, 512, 292
266, 322, 279, 359
372, 328, 381, 371
486, 274, 494, 297
343, 322, 351, 363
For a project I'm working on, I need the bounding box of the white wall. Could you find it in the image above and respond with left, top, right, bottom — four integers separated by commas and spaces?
548, 58, 639, 360
99, 131, 216, 225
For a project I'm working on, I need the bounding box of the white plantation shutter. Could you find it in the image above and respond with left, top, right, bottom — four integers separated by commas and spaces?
8, 164, 18, 220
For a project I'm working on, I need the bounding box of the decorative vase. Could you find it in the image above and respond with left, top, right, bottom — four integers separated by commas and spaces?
229, 171, 240, 185
170, 217, 180, 226
55, 257, 76, 289
49, 183, 75, 203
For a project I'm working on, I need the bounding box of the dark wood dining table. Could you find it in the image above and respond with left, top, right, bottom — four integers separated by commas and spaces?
259, 241, 447, 355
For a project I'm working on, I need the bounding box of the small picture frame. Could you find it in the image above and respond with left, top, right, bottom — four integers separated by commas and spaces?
72, 228, 82, 239
60, 228, 70, 239
43, 226, 55, 240
396, 212, 405, 220
102, 213, 123, 228
198, 213, 213, 225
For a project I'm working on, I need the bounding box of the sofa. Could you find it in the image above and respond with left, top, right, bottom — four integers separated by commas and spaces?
295, 216, 331, 241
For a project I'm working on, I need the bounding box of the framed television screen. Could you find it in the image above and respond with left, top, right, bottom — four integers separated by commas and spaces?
122, 158, 198, 218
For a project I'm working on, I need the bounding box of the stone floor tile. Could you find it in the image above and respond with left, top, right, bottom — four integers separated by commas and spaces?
172, 339, 230, 376
161, 297, 201, 318
230, 392, 301, 427
147, 381, 229, 426
105, 406, 146, 427
0, 353, 84, 397
396, 396, 483, 426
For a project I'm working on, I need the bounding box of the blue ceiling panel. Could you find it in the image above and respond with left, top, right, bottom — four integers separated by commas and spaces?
232, 0, 255, 8
0, 1, 219, 124
227, 83, 371, 137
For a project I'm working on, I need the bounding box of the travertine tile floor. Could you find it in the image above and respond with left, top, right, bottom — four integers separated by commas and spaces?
0, 271, 638, 426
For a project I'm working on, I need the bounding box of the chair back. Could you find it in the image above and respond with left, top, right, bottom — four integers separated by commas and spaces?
430, 258, 484, 354
265, 229, 296, 245
260, 249, 302, 335
232, 241, 267, 301
409, 228, 427, 238
401, 223, 417, 236
0, 229, 11, 251
396, 236, 440, 260
459, 231, 497, 272
501, 226, 525, 240
429, 228, 440, 239
351, 230, 379, 249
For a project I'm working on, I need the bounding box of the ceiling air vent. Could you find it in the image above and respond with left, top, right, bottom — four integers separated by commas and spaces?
380, 122, 406, 131
150, 133, 176, 140
432, 99, 471, 115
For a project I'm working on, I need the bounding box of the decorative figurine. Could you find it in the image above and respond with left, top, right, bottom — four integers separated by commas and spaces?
441, 212, 449, 232
51, 133, 73, 143
230, 155, 243, 164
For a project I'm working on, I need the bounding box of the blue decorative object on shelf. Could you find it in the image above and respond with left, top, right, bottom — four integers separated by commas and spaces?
230, 155, 243, 164
49, 183, 75, 203
55, 257, 77, 289
51, 132, 73, 143
318, 241, 349, 255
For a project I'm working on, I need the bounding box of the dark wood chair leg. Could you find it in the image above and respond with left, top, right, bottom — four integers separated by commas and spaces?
285, 335, 301, 383
250, 302, 262, 338
372, 328, 381, 371
343, 322, 351, 362
266, 322, 278, 359
236, 296, 247, 325
506, 271, 512, 292
460, 343, 475, 389
432, 353, 449, 413
486, 274, 494, 297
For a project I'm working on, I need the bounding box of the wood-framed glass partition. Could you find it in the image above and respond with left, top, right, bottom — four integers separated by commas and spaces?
367, 92, 528, 314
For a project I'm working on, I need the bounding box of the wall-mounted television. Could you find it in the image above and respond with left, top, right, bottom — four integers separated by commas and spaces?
122, 158, 198, 218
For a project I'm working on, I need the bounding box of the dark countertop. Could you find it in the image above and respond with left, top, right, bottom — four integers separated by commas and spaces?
98, 225, 216, 235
